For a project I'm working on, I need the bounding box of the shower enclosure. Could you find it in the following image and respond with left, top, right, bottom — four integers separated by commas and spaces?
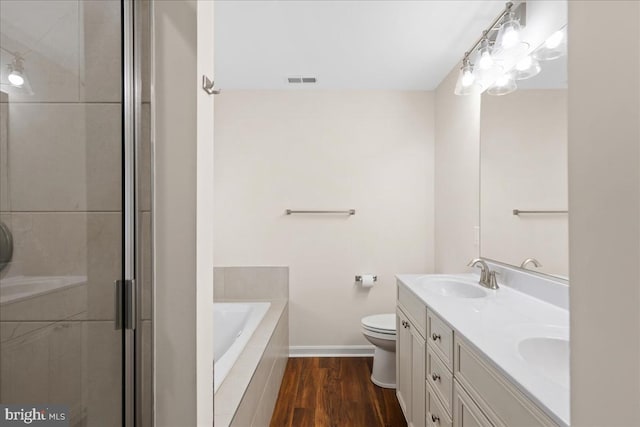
0, 1, 152, 425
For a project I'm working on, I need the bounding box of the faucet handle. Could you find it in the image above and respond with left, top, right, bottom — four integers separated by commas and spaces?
488, 271, 500, 289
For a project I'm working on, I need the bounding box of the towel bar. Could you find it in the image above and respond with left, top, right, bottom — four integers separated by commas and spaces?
285, 209, 356, 215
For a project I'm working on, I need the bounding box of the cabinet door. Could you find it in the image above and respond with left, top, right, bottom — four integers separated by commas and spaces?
453, 381, 493, 427
410, 327, 426, 427
396, 309, 412, 420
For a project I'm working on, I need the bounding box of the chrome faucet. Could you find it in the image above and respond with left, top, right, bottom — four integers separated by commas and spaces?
520, 258, 542, 269
467, 258, 499, 290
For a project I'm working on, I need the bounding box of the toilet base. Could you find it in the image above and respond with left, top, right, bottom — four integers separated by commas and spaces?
370, 346, 396, 389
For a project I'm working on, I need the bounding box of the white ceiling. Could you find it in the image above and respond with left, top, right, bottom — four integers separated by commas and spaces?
214, 0, 507, 90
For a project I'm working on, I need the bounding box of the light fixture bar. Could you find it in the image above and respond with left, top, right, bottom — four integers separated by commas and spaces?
462, 1, 526, 62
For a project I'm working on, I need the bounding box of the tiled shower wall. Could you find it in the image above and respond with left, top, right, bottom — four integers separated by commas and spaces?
213, 266, 289, 301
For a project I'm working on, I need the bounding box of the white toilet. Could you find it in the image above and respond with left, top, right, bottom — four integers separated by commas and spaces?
361, 313, 397, 389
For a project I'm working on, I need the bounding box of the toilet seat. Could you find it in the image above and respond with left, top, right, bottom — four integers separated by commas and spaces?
361, 314, 396, 335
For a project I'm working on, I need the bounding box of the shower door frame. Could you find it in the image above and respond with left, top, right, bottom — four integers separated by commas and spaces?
122, 0, 147, 426
123, 0, 135, 425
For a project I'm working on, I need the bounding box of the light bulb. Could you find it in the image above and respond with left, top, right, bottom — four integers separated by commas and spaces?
473, 37, 495, 71
454, 58, 479, 96
500, 26, 519, 49
8, 70, 24, 87
545, 30, 564, 49
533, 26, 567, 61
487, 72, 517, 96
7, 56, 27, 88
496, 9, 522, 51
478, 50, 493, 70
513, 55, 541, 80
461, 69, 474, 87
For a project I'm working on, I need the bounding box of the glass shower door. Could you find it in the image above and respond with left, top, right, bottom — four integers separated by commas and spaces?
0, 1, 132, 425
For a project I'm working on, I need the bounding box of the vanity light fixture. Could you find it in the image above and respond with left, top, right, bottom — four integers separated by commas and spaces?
513, 55, 541, 80
1, 48, 32, 92
533, 26, 567, 61
454, 56, 480, 95
454, 2, 567, 96
7, 55, 26, 87
454, 1, 527, 97
487, 72, 517, 96
475, 36, 495, 71
495, 3, 522, 50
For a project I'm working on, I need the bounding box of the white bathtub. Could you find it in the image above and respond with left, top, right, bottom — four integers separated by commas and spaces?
214, 302, 271, 393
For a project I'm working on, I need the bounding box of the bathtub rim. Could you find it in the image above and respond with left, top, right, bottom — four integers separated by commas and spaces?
214, 301, 271, 393
214, 299, 288, 426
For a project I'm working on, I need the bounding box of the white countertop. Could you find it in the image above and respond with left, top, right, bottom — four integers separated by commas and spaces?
396, 273, 570, 427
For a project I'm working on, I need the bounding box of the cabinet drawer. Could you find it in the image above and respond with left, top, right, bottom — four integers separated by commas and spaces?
427, 346, 453, 416
453, 380, 493, 427
427, 309, 454, 369
454, 336, 559, 427
398, 281, 426, 338
427, 381, 452, 427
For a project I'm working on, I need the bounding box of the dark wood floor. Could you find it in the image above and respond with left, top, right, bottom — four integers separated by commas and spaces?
270, 357, 407, 427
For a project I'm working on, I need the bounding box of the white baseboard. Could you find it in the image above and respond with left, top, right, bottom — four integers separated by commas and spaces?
289, 345, 375, 358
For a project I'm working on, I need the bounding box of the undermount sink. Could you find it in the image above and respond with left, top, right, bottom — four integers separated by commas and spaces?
417, 278, 488, 299
518, 337, 570, 388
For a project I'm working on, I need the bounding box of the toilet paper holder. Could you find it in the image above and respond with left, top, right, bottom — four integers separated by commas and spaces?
355, 275, 377, 283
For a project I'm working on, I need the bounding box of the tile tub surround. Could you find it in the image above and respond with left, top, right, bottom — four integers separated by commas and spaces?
396, 273, 570, 427
213, 267, 290, 425
214, 300, 289, 427
214, 266, 289, 301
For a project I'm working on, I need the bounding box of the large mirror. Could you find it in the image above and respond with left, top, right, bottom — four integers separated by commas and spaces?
480, 27, 568, 279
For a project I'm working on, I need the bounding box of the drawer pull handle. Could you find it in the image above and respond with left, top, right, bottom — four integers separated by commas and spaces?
431, 333, 441, 341
431, 373, 440, 382
431, 414, 440, 423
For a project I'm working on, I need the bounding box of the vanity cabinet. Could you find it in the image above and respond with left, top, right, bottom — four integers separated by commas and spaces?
410, 327, 426, 427
453, 381, 492, 427
396, 309, 411, 416
454, 336, 558, 427
397, 287, 427, 427
396, 281, 561, 427
425, 307, 455, 427
427, 381, 452, 427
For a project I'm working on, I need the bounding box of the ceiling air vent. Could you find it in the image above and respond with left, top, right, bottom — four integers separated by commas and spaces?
287, 76, 317, 84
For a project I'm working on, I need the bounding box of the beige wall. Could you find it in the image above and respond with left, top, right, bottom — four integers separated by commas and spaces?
214, 90, 434, 348
481, 90, 568, 277
434, 66, 481, 273
153, 1, 197, 425
569, 1, 640, 425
